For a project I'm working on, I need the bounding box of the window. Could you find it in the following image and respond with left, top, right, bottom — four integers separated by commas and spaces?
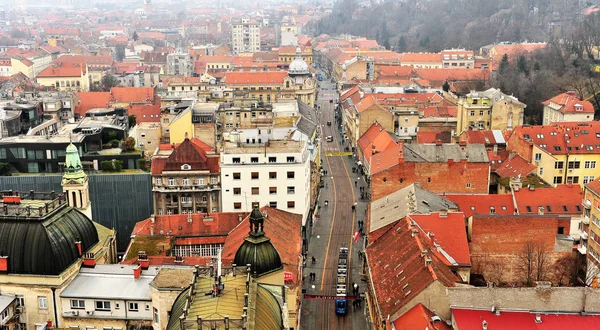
128, 302, 138, 311
198, 178, 205, 185
16, 295, 24, 307
568, 161, 581, 169
156, 178, 162, 186
269, 187, 277, 195
287, 171, 295, 179
287, 201, 295, 208
567, 176, 580, 184
287, 186, 295, 194
585, 161, 597, 169
534, 153, 542, 161
232, 157, 241, 163
95, 301, 110, 311
233, 188, 241, 195
211, 177, 217, 184
233, 172, 241, 180
269, 157, 277, 163
154, 308, 159, 324
168, 178, 175, 186
182, 178, 190, 186
71, 300, 85, 309
539, 168, 544, 175
233, 202, 242, 210
287, 156, 295, 163
250, 157, 259, 163
554, 146, 562, 151
269, 172, 277, 179
555, 161, 564, 169
38, 296, 47, 309
469, 111, 475, 116
251, 187, 259, 195
251, 172, 259, 179
584, 176, 595, 184
466, 183, 472, 188
479, 110, 484, 116
269, 201, 277, 208
553, 176, 563, 184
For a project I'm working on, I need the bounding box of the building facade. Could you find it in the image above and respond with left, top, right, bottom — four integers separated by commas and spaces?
166, 51, 193, 77
231, 17, 260, 54
220, 140, 311, 225
542, 92, 595, 125
456, 88, 524, 135
151, 136, 221, 215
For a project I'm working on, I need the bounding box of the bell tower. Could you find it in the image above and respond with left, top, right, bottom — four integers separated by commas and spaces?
61, 143, 92, 219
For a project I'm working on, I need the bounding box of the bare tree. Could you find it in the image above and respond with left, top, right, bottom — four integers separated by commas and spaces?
519, 240, 537, 286
534, 240, 551, 281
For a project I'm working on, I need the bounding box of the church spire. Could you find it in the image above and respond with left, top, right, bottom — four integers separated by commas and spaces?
62, 143, 87, 185
248, 206, 265, 237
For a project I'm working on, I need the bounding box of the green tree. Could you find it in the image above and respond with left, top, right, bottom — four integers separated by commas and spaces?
101, 74, 119, 91
100, 159, 123, 172
114, 44, 126, 61
133, 31, 139, 41
0, 163, 10, 176
442, 80, 451, 92
396, 36, 407, 52
121, 137, 136, 152
499, 54, 509, 74
517, 55, 529, 75
128, 115, 137, 128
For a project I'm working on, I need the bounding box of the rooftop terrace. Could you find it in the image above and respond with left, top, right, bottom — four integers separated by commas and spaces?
0, 190, 68, 219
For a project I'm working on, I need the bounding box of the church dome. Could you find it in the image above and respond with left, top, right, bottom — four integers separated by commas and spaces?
288, 47, 310, 76
233, 207, 282, 277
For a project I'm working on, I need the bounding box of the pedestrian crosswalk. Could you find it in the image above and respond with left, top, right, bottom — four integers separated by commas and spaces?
325, 151, 353, 157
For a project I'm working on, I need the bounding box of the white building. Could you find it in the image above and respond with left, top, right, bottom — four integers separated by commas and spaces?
166, 50, 193, 77
60, 264, 157, 330
231, 17, 261, 54
220, 139, 311, 225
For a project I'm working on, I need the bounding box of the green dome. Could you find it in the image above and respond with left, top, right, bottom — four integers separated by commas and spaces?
234, 235, 282, 277
234, 206, 282, 277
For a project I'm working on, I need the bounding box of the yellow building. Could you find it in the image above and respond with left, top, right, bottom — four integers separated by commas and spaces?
163, 107, 194, 145
132, 122, 162, 156
342, 92, 394, 147
583, 180, 600, 286
278, 44, 312, 65
36, 63, 90, 92
507, 122, 600, 189
456, 88, 525, 135
0, 144, 116, 330
10, 57, 35, 78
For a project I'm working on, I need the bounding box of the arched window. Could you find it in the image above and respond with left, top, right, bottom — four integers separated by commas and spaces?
71, 190, 78, 208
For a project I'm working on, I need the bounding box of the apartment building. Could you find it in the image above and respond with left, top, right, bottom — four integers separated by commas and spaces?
507, 122, 600, 189
542, 92, 595, 125
583, 179, 600, 286
231, 17, 261, 54
456, 88, 525, 135
441, 49, 475, 68
220, 139, 311, 225
166, 50, 193, 77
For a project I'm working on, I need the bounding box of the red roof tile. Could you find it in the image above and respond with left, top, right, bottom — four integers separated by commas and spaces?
111, 86, 156, 104
377, 65, 413, 78
366, 217, 459, 319
400, 53, 443, 64
543, 92, 594, 114
415, 68, 490, 86
128, 105, 160, 123
37, 63, 85, 77
394, 303, 451, 330
410, 212, 471, 266
494, 154, 537, 178
512, 122, 600, 155
514, 184, 583, 216
221, 207, 303, 285
131, 212, 245, 237
224, 71, 288, 84
420, 106, 457, 118
74, 92, 111, 117
151, 137, 219, 175
445, 194, 515, 218
452, 308, 600, 330
358, 123, 401, 174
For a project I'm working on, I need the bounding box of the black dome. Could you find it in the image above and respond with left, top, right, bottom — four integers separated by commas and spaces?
234, 235, 282, 277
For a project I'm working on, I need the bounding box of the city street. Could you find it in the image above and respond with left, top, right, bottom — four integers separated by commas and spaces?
301, 76, 369, 330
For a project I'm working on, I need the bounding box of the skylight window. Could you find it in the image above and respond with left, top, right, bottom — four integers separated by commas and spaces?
554, 146, 561, 151
537, 134, 544, 139
526, 206, 532, 212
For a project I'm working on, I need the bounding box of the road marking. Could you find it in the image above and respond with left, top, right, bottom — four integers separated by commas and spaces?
325, 151, 352, 157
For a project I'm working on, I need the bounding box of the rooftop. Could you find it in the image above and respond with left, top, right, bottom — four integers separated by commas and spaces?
514, 184, 583, 216
221, 139, 306, 155
512, 122, 600, 155
403, 143, 489, 163
452, 308, 600, 330
445, 194, 515, 218
410, 212, 471, 266
393, 303, 451, 330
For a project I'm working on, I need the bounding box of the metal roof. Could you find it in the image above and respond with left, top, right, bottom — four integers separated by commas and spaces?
0, 294, 15, 312
61, 265, 156, 301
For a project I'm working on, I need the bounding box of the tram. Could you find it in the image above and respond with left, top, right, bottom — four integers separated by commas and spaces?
335, 246, 349, 315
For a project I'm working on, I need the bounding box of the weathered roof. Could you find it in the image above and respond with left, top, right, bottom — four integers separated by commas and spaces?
393, 303, 451, 330
151, 137, 219, 174
369, 183, 457, 235
60, 264, 157, 300
296, 100, 317, 137
150, 267, 195, 289
403, 143, 489, 163
0, 205, 99, 275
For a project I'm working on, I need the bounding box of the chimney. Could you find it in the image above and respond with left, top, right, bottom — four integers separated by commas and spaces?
138, 251, 149, 269
0, 256, 7, 272
439, 210, 448, 218
82, 252, 96, 268
535, 314, 542, 323
424, 256, 432, 267
493, 144, 498, 156
538, 206, 544, 215
133, 264, 142, 279
458, 140, 467, 147
482, 320, 488, 330
75, 241, 82, 257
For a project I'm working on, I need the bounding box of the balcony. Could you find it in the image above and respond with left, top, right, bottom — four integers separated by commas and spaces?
578, 244, 587, 255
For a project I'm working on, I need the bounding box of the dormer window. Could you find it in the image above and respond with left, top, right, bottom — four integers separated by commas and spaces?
181, 164, 191, 170
575, 104, 583, 111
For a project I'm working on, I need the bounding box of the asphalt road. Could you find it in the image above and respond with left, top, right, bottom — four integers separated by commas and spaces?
300, 77, 369, 330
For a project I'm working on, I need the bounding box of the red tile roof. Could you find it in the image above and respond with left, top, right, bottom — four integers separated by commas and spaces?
586, 178, 600, 195
420, 106, 457, 118
151, 137, 219, 175
415, 68, 490, 85
416, 131, 453, 144
366, 217, 459, 319
74, 92, 111, 117
514, 184, 583, 216
131, 212, 246, 237
368, 92, 449, 107
445, 194, 515, 218
410, 212, 471, 266
358, 123, 401, 174
543, 92, 594, 114
55, 54, 113, 66
512, 122, 600, 155
111, 86, 156, 104
224, 71, 288, 84
494, 154, 537, 178
377, 65, 413, 78
394, 303, 451, 330
459, 130, 505, 145
37, 63, 85, 77
452, 308, 600, 330
354, 95, 378, 113
221, 207, 303, 285
128, 105, 161, 123
400, 53, 443, 64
